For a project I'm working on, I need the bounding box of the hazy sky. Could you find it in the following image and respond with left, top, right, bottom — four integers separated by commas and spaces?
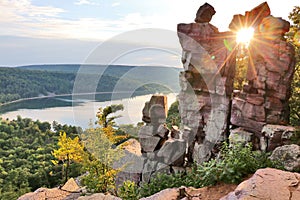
0, 0, 298, 66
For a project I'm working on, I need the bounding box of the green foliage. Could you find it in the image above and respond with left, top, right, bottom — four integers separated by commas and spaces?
80, 127, 124, 194
0, 116, 81, 199
138, 172, 188, 198
117, 123, 144, 138
52, 132, 85, 183
0, 67, 75, 103
195, 143, 280, 185
138, 142, 282, 198
96, 104, 124, 128
118, 180, 139, 200
290, 128, 300, 145
288, 6, 300, 126
0, 65, 177, 104
234, 51, 249, 90
166, 100, 181, 129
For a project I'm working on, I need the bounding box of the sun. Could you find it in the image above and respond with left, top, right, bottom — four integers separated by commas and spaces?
236, 27, 254, 45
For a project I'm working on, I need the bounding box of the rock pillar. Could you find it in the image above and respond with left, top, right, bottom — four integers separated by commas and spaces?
177, 3, 236, 163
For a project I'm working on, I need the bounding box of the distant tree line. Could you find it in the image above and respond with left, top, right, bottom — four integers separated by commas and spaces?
0, 67, 171, 104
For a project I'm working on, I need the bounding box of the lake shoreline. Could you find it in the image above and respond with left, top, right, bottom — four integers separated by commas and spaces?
0, 93, 177, 129
0, 91, 162, 107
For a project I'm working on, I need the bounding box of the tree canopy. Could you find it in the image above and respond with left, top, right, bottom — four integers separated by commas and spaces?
288, 6, 300, 126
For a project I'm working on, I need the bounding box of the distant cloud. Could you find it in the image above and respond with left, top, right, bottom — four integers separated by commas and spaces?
112, 2, 121, 7
0, 0, 176, 41
0, 0, 64, 18
74, 0, 100, 6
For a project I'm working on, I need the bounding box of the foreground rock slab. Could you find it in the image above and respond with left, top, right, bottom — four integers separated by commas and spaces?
78, 193, 121, 200
221, 168, 300, 200
141, 184, 237, 200
18, 178, 81, 200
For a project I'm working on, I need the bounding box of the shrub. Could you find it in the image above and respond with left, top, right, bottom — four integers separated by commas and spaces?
166, 100, 181, 129
138, 142, 282, 198
118, 180, 139, 200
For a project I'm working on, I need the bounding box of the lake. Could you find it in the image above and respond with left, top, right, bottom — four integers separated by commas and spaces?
0, 93, 177, 129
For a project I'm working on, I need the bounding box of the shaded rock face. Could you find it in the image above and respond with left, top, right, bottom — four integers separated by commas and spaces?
177, 1, 296, 164
221, 168, 300, 200
270, 144, 300, 171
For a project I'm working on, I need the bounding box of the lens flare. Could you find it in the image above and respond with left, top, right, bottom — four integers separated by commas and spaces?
236, 27, 254, 45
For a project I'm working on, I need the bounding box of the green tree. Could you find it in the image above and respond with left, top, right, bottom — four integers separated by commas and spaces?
81, 127, 124, 193
52, 132, 85, 183
96, 104, 124, 128
96, 104, 129, 145
288, 6, 300, 126
166, 100, 181, 129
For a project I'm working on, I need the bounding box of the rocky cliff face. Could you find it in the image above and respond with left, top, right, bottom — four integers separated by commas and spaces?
176, 2, 296, 164
177, 15, 236, 164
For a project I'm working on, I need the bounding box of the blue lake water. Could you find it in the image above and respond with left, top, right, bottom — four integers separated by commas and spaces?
0, 93, 177, 129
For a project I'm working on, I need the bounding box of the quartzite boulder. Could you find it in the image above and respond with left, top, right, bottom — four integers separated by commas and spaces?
221, 168, 300, 200
194, 3, 216, 23
156, 139, 186, 166
142, 95, 167, 124
261, 124, 295, 151
270, 144, 300, 171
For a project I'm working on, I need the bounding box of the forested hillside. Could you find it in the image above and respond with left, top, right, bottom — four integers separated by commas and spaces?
0, 116, 82, 199
0, 65, 180, 104
0, 67, 74, 103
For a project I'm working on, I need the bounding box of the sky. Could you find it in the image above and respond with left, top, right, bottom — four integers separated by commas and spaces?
0, 0, 298, 66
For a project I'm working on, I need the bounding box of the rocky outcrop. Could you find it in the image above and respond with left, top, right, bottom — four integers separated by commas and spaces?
18, 178, 81, 200
178, 3, 236, 163
138, 95, 186, 183
177, 1, 296, 164
230, 2, 295, 143
139, 95, 168, 153
221, 168, 300, 200
270, 144, 300, 171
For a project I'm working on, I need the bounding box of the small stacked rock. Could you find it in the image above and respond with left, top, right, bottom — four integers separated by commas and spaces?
139, 95, 168, 153
138, 95, 186, 183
